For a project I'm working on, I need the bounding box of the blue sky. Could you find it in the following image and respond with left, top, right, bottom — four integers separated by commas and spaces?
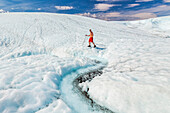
0, 0, 170, 21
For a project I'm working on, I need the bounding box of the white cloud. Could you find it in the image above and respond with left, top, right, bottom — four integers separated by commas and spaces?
78, 4, 170, 21
55, 6, 74, 10
158, 5, 168, 8
102, 12, 157, 20
128, 4, 140, 8
131, 5, 170, 14
103, 12, 156, 18
94, 4, 120, 11
164, 0, 170, 3
105, 12, 121, 17
78, 12, 97, 18
136, 0, 153, 2
77, 11, 157, 21
37, 8, 41, 11
121, 5, 170, 19
132, 13, 157, 19
0, 9, 5, 13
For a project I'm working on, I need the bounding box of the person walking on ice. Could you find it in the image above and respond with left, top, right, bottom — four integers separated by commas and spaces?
85, 29, 96, 48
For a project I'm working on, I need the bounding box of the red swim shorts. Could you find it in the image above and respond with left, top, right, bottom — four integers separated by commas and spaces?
89, 37, 93, 42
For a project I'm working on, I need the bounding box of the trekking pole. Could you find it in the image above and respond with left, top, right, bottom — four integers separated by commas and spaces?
82, 36, 86, 46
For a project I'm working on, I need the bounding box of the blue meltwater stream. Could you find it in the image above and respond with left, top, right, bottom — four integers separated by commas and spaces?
60, 57, 114, 113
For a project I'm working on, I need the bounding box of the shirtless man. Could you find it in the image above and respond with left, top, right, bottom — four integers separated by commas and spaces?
85, 29, 96, 48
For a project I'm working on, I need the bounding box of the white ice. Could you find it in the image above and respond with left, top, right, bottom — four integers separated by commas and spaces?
0, 13, 170, 113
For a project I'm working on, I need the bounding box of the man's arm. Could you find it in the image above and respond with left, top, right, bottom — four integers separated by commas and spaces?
85, 34, 90, 36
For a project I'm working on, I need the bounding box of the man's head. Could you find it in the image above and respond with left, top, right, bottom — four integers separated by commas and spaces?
89, 29, 92, 32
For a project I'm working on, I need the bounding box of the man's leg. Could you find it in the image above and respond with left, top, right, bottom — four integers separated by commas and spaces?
92, 42, 96, 47
88, 42, 91, 47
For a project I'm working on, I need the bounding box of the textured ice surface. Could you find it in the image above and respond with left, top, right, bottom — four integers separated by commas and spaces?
0, 13, 170, 113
